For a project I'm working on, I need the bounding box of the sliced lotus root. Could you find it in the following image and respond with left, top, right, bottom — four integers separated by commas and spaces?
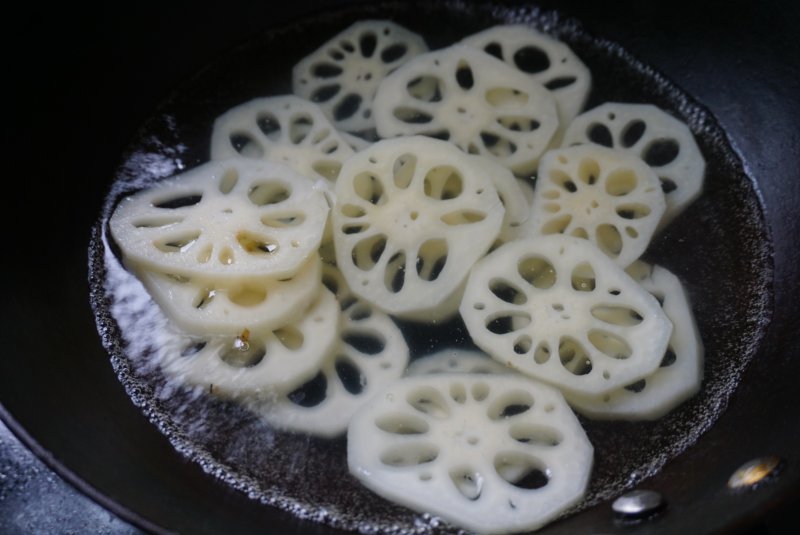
564, 261, 703, 419
109, 158, 330, 281
347, 374, 593, 534
372, 44, 559, 176
461, 24, 591, 134
250, 299, 409, 437
159, 287, 339, 398
292, 20, 428, 133
561, 102, 705, 226
406, 348, 513, 376
133, 253, 322, 337
459, 235, 672, 396
332, 136, 505, 319
470, 154, 530, 228
525, 145, 666, 267
495, 177, 536, 246
210, 95, 355, 182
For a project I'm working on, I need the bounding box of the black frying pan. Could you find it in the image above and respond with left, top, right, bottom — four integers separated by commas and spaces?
3, 1, 799, 533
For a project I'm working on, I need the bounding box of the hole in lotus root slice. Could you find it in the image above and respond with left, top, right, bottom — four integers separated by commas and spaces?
415, 239, 448, 281
559, 337, 593, 376
424, 165, 463, 200
406, 75, 444, 102
334, 93, 363, 121
605, 168, 639, 196
587, 123, 613, 147
513, 46, 550, 74
489, 277, 528, 305
487, 389, 535, 420
485, 311, 531, 335
256, 111, 281, 138
509, 423, 563, 447
380, 443, 440, 467
261, 211, 306, 228
220, 339, 267, 368
534, 342, 551, 364
342, 330, 386, 355
287, 372, 328, 408
571, 262, 596, 292
407, 386, 451, 419
292, 20, 428, 133
248, 181, 290, 204
376, 413, 430, 435
154, 231, 200, 253
455, 60, 475, 89
229, 133, 265, 158
588, 329, 632, 360
334, 356, 366, 395
353, 172, 387, 205
494, 452, 550, 489
621, 119, 647, 148
287, 113, 314, 144
485, 87, 530, 107
351, 234, 388, 271
449, 466, 484, 500
450, 383, 467, 404
561, 102, 705, 226
347, 374, 593, 534
591, 305, 644, 326
392, 153, 417, 188
518, 255, 557, 289
644, 139, 681, 167
383, 250, 407, 293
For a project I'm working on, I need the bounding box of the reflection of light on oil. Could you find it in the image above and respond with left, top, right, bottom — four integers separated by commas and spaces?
728, 456, 782, 489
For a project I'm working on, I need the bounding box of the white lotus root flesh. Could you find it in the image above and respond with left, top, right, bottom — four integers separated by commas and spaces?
461, 24, 591, 132
159, 287, 339, 398
134, 253, 323, 337
525, 145, 666, 267
564, 261, 704, 419
561, 102, 705, 226
210, 95, 355, 182
252, 298, 409, 437
459, 235, 672, 396
109, 159, 330, 281
347, 374, 593, 534
292, 20, 428, 133
373, 44, 559, 176
332, 136, 505, 319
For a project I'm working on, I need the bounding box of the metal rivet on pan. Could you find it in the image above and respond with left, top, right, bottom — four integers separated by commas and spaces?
612, 489, 665, 518
728, 456, 783, 490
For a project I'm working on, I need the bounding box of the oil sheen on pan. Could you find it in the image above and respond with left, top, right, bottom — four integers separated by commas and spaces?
88, 1, 772, 533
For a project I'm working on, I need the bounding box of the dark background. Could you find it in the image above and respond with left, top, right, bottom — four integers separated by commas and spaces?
2, 1, 799, 533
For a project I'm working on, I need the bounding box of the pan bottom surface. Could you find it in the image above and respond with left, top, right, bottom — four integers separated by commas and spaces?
89, 1, 772, 532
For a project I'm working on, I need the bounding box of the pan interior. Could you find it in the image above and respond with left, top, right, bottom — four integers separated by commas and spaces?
89, 1, 772, 532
